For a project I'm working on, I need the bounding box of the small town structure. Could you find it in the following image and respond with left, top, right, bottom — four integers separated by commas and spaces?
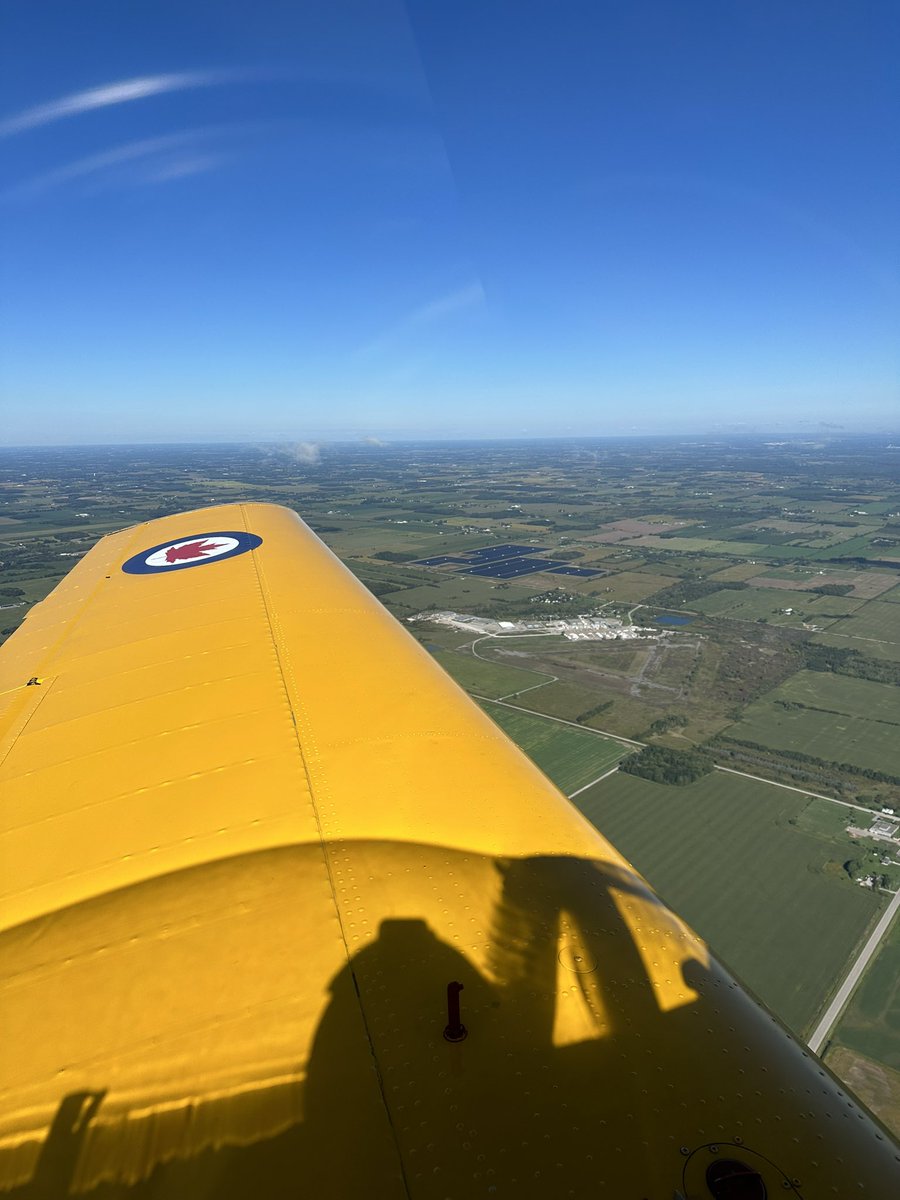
409, 610, 669, 642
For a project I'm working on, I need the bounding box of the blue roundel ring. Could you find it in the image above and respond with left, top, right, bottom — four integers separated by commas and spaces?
122, 531, 263, 575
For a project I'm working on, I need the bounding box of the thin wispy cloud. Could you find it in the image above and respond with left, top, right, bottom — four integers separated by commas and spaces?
360, 282, 485, 354
1, 130, 217, 200
406, 282, 485, 326
144, 152, 226, 184
0, 71, 244, 138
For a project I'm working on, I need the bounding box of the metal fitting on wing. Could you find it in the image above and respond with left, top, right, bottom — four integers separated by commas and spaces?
443, 981, 467, 1042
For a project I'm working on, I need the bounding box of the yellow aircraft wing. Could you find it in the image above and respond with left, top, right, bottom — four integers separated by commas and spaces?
1, 502, 897, 1199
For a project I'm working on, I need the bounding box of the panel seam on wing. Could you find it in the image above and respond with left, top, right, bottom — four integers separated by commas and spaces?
243, 505, 414, 1199
5, 524, 147, 682
0, 701, 285, 782
0, 810, 298, 915
0, 677, 58, 773
2, 750, 288, 835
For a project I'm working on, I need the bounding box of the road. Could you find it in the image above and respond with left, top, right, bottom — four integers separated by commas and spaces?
468, 633, 559, 701
465, 693, 894, 1058
713, 765, 876, 815
568, 765, 620, 799
807, 886, 900, 1054
471, 693, 645, 747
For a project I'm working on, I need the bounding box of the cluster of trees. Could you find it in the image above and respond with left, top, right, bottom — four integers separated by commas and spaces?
644, 713, 688, 735
718, 736, 900, 787
810, 582, 854, 596
645, 578, 747, 609
576, 700, 612, 725
843, 853, 894, 891
372, 550, 419, 563
620, 745, 714, 785
801, 643, 900, 686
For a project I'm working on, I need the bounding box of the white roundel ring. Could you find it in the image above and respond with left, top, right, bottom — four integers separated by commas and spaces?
122, 531, 263, 574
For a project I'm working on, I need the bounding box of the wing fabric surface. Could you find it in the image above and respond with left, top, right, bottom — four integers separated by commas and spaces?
0, 502, 897, 1199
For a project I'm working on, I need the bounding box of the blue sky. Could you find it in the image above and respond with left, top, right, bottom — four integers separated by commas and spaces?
2, 1, 897, 444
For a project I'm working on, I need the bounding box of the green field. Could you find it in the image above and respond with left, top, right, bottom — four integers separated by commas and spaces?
708, 562, 766, 581
810, 601, 900, 660
832, 917, 900, 1070
734, 708, 899, 776
503, 678, 612, 723
775, 670, 899, 718
575, 771, 884, 1035
580, 570, 674, 601
812, 630, 900, 664
428, 648, 550, 699
794, 797, 862, 839
696, 585, 835, 624
692, 586, 857, 626
802, 594, 868, 618
730, 671, 900, 776
383, 573, 509, 615
479, 701, 633, 794
638, 535, 820, 559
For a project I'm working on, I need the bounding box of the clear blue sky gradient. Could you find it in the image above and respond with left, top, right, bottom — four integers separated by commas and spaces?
2, 1, 897, 444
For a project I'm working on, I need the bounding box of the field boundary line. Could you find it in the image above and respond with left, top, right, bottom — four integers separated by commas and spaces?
474, 694, 644, 747
568, 766, 621, 799
497, 677, 557, 701
713, 765, 874, 814
467, 632, 559, 700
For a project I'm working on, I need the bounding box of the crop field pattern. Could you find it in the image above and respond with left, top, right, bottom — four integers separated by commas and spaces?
832, 919, 900, 1069
478, 701, 632, 794
426, 647, 549, 699
693, 586, 845, 626
731, 671, 900, 776
576, 772, 883, 1036
3, 435, 900, 1132
812, 601, 900, 658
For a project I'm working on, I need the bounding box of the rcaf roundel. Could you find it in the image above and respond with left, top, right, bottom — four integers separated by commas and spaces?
122, 531, 263, 574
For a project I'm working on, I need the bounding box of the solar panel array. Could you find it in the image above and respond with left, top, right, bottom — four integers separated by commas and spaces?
412, 545, 604, 579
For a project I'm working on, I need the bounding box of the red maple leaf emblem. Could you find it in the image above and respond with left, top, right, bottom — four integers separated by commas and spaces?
165, 539, 227, 563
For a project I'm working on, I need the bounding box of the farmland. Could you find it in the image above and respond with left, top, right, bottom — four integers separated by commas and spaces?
574, 770, 885, 1036
478, 700, 633, 795
831, 918, 900, 1070
426, 647, 550, 699
774, 670, 900, 718
693, 586, 845, 626
810, 601, 900, 661
2, 432, 900, 1131
825, 1046, 900, 1141
729, 671, 900, 777
812, 630, 900, 664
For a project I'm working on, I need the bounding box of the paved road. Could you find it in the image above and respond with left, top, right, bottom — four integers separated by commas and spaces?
807, 886, 900, 1054
568, 765, 620, 799
713, 764, 874, 814
460, 707, 893, 1056
468, 633, 559, 701
471, 702, 894, 1057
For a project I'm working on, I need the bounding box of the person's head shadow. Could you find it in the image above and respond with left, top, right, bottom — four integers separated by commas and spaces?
11, 847, 713, 1199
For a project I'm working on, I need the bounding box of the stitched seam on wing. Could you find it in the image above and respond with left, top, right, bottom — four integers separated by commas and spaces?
243, 504, 413, 1200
